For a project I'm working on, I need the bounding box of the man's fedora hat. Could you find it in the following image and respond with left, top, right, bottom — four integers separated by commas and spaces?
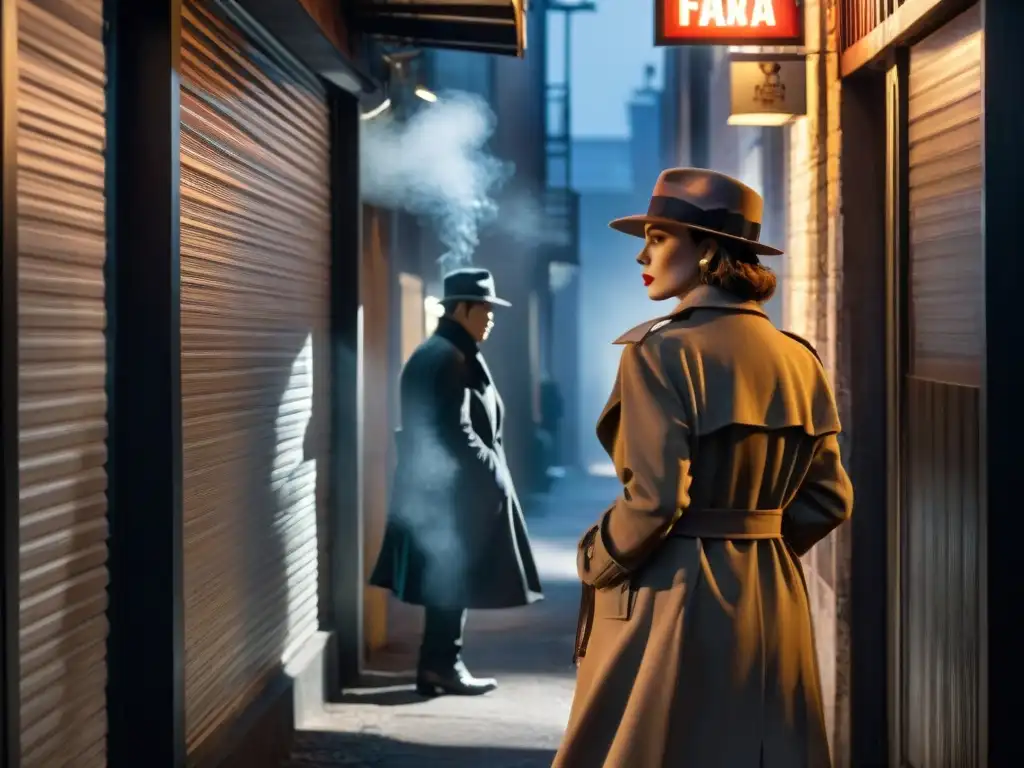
609, 167, 783, 256
442, 267, 511, 307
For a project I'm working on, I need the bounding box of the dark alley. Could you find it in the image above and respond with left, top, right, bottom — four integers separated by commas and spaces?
2, 0, 1022, 766
284, 472, 618, 767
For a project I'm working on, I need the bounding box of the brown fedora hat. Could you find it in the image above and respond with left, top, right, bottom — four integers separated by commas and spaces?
609, 167, 783, 256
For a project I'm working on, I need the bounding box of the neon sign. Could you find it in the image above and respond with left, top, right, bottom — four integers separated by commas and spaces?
655, 0, 803, 46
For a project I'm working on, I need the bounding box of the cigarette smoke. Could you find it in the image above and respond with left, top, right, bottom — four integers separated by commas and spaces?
360, 90, 514, 273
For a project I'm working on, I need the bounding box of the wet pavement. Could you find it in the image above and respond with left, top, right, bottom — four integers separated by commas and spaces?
287, 470, 620, 767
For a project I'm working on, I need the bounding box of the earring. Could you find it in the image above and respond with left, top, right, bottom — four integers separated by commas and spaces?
698, 257, 710, 269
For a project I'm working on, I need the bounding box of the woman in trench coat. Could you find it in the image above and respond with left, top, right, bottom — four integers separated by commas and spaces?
553, 168, 854, 768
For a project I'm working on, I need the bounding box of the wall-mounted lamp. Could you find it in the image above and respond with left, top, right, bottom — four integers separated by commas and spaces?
414, 86, 438, 103
727, 113, 797, 127
361, 98, 392, 121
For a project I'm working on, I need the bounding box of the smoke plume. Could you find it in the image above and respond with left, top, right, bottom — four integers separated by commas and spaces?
360, 91, 513, 272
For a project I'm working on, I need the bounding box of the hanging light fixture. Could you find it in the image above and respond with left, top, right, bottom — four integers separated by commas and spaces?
414, 86, 438, 103
378, 48, 442, 116
360, 98, 392, 120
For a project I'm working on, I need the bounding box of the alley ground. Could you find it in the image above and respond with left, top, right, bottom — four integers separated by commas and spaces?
286, 470, 619, 767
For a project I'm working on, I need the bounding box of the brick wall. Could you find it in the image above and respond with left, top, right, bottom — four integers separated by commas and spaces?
688, 9, 851, 757
782, 0, 851, 762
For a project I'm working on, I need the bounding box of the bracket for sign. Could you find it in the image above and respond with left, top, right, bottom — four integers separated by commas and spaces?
728, 51, 805, 63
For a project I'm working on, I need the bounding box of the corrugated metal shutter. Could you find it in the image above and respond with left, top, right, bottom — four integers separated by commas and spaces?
902, 7, 983, 768
179, 0, 330, 754
16, 0, 108, 765
908, 5, 982, 387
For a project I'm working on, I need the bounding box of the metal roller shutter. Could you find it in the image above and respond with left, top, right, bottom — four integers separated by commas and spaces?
908, 5, 983, 387
15, 0, 108, 765
902, 7, 982, 768
179, 0, 330, 753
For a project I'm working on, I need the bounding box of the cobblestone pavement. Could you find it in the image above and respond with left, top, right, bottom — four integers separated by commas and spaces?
286, 471, 620, 767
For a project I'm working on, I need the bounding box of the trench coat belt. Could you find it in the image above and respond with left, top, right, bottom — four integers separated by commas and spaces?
667, 507, 785, 539
573, 507, 786, 664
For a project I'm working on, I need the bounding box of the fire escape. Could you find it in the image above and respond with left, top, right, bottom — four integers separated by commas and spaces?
543, 1, 593, 274
531, 0, 593, 480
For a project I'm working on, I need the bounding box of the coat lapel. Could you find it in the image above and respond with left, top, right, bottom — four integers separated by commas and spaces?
476, 352, 501, 436
434, 317, 500, 438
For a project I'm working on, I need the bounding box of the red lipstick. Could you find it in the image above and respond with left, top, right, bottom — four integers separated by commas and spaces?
642, 274, 654, 286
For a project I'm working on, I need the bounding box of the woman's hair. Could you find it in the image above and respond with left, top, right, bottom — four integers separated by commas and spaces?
691, 232, 777, 303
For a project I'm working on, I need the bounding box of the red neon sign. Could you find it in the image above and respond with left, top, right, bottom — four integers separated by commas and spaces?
656, 0, 803, 45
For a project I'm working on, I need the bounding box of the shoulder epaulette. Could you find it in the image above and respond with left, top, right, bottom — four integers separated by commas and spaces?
612, 310, 692, 346
779, 329, 823, 365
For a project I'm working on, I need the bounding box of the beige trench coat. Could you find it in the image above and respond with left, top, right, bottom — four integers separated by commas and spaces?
553, 286, 854, 768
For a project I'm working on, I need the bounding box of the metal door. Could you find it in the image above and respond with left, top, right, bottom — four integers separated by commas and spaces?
890, 6, 984, 766
15, 0, 109, 764
179, 0, 330, 754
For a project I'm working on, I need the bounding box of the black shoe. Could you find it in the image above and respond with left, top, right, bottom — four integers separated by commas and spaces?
416, 660, 498, 697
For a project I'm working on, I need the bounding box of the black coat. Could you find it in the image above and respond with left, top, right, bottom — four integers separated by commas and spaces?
369, 318, 543, 609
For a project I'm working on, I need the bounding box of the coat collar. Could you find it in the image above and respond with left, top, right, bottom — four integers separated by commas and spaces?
434, 316, 480, 358
612, 285, 769, 345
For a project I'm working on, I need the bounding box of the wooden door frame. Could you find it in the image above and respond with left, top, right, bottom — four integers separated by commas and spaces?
1, 0, 19, 762
839, 62, 891, 766
884, 46, 911, 768
326, 85, 363, 692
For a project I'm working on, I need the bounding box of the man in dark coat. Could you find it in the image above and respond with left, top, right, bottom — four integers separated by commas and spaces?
370, 268, 543, 696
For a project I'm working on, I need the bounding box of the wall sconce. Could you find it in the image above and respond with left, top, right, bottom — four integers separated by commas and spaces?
360, 98, 392, 121
414, 86, 438, 103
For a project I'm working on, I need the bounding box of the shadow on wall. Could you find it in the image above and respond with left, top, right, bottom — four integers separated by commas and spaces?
177, 2, 331, 755
179, 316, 321, 759
288, 731, 557, 768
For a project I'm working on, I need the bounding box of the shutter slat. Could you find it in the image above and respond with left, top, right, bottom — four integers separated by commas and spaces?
180, 0, 330, 755
16, 0, 109, 765
908, 7, 983, 387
